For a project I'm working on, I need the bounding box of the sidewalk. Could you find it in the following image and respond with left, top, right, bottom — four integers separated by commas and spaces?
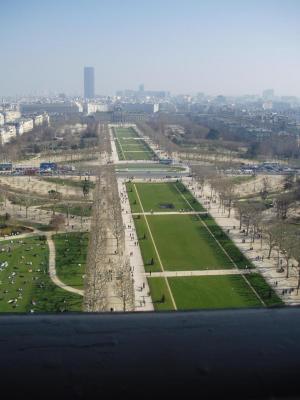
145, 269, 255, 278
183, 177, 300, 305
117, 178, 154, 311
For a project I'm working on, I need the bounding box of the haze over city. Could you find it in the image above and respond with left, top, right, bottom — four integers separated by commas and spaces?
2, 1, 300, 397
1, 0, 300, 97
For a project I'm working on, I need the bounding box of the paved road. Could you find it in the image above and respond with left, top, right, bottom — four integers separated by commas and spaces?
116, 171, 190, 179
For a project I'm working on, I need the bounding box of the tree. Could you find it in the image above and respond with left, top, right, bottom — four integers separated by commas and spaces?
82, 179, 90, 198
274, 192, 294, 220
49, 214, 65, 233
222, 181, 236, 217
291, 237, 300, 294
115, 258, 135, 312
48, 190, 62, 215
280, 225, 298, 278
236, 201, 264, 236
206, 128, 220, 140
263, 222, 282, 259
283, 173, 296, 191
259, 177, 270, 201
23, 196, 36, 219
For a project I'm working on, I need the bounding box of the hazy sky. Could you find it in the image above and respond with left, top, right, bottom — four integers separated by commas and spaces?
1, 0, 300, 97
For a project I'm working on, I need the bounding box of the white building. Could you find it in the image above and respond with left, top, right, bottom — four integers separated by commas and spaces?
86, 102, 109, 114
16, 118, 34, 135
34, 115, 44, 126
42, 113, 50, 125
121, 103, 159, 113
4, 110, 21, 123
31, 113, 50, 127
74, 101, 84, 113
0, 125, 17, 145
0, 113, 4, 127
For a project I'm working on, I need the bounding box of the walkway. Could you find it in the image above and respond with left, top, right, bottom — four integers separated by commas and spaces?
118, 179, 154, 311
46, 233, 84, 296
145, 268, 256, 278
0, 229, 84, 297
132, 211, 208, 216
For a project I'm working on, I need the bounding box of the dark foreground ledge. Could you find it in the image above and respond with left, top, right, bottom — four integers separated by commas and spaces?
0, 307, 299, 399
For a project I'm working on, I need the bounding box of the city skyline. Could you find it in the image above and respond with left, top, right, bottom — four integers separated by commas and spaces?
1, 0, 300, 97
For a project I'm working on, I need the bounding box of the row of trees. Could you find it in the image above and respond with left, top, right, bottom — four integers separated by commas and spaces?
84, 124, 134, 312
191, 165, 300, 291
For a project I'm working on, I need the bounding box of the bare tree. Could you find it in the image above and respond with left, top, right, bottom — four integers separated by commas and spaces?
262, 222, 282, 259
274, 192, 294, 220
49, 214, 65, 233
115, 257, 135, 312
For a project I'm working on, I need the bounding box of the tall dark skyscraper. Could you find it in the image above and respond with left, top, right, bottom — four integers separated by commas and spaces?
84, 66, 95, 98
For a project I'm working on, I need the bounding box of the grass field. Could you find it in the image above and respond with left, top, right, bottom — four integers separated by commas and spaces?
114, 126, 156, 161
148, 275, 262, 310
147, 278, 174, 310
123, 151, 154, 160
43, 177, 95, 189
127, 181, 204, 213
127, 180, 282, 309
42, 203, 93, 217
54, 232, 89, 289
0, 236, 82, 312
114, 127, 139, 139
148, 274, 282, 311
148, 214, 233, 270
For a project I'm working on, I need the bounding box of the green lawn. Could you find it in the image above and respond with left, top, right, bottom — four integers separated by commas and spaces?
147, 277, 174, 310
123, 150, 153, 160
202, 214, 255, 269
147, 214, 233, 270
54, 232, 89, 289
116, 140, 154, 161
43, 177, 95, 189
126, 182, 142, 213
127, 181, 281, 310
0, 236, 82, 312
115, 139, 125, 160
132, 215, 161, 272
120, 140, 150, 152
114, 126, 156, 161
42, 203, 93, 217
168, 275, 263, 310
114, 127, 139, 139
133, 181, 204, 212
118, 138, 143, 145
155, 273, 283, 310
246, 273, 283, 306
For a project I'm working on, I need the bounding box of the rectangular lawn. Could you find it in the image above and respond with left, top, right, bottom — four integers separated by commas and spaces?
134, 182, 204, 212
147, 277, 174, 310
147, 214, 233, 270
54, 232, 89, 289
168, 275, 263, 309
123, 151, 153, 160
114, 127, 139, 139
132, 215, 161, 272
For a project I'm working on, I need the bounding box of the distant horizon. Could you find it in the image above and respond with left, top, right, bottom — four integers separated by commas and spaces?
1, 86, 299, 100
1, 0, 300, 97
